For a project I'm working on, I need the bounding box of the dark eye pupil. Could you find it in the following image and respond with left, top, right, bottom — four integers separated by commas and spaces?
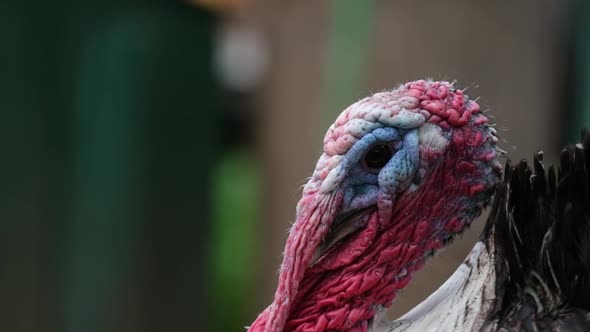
364, 144, 392, 169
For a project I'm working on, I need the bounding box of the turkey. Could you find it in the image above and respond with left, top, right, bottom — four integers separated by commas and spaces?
248, 80, 590, 332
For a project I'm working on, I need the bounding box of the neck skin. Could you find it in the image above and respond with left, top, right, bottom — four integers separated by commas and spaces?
286, 164, 476, 332
249, 129, 495, 332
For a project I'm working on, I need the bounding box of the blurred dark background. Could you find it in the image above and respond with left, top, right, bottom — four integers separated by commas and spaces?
1, 1, 590, 331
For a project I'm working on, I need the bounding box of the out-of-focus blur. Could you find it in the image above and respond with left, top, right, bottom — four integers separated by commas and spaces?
2, 1, 590, 331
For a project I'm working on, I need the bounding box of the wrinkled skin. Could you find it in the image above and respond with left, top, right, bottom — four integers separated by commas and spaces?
249, 80, 502, 332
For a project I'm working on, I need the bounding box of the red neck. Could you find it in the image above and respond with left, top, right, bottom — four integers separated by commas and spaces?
283, 168, 456, 331
250, 129, 495, 332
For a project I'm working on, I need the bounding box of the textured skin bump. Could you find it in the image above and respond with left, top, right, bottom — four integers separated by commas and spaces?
248, 80, 501, 332
314, 80, 481, 194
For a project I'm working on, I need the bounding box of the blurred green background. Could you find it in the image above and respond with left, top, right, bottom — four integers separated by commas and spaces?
1, 1, 589, 332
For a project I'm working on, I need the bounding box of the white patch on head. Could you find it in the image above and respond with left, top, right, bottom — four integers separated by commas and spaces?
384, 109, 426, 129
320, 164, 345, 193
418, 123, 449, 151
364, 107, 394, 123
345, 119, 383, 138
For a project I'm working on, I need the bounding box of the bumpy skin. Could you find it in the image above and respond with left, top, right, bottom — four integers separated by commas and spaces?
249, 80, 502, 332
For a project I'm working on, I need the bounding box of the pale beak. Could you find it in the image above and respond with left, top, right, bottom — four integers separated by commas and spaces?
310, 206, 377, 266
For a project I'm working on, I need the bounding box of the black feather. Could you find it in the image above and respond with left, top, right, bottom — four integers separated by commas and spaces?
485, 129, 590, 330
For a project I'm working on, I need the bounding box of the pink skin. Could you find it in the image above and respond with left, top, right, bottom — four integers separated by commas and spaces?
249, 80, 501, 332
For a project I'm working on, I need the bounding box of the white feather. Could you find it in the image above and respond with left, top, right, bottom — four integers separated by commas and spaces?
371, 240, 497, 332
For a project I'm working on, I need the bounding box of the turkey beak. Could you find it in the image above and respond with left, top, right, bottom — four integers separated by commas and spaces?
310, 206, 376, 266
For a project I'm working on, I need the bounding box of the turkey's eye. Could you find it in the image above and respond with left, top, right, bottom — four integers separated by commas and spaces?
363, 143, 393, 169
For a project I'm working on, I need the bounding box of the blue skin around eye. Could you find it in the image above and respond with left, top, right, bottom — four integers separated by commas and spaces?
340, 128, 419, 212
379, 130, 419, 195
339, 127, 404, 170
